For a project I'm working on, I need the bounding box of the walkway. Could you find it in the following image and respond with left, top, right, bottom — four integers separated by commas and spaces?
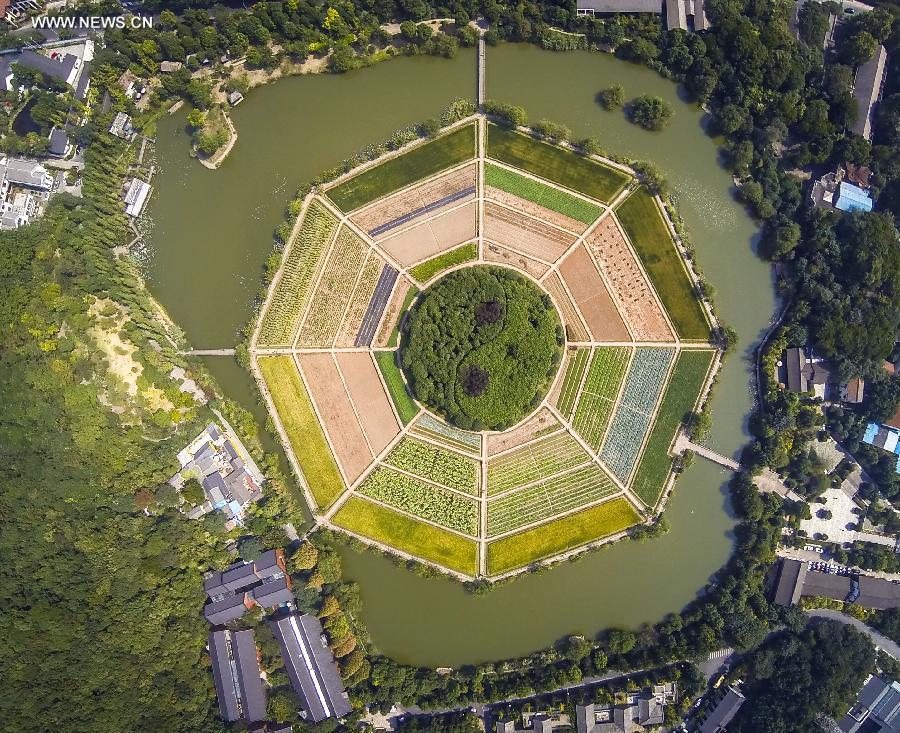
186, 348, 236, 356
477, 34, 486, 106
672, 430, 740, 471
806, 608, 900, 660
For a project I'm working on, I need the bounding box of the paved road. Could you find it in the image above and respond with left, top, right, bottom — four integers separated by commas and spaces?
807, 609, 900, 659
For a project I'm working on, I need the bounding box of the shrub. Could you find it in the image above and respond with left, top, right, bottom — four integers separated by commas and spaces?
597, 84, 625, 111
483, 100, 527, 128
627, 95, 673, 131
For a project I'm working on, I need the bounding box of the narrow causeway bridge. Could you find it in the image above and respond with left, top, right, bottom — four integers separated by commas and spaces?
672, 430, 740, 471
186, 349, 236, 356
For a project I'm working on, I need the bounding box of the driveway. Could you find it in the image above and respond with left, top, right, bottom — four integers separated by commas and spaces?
807, 608, 900, 659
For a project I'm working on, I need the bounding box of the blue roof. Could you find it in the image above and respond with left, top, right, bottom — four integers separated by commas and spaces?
835, 182, 873, 212
864, 422, 880, 444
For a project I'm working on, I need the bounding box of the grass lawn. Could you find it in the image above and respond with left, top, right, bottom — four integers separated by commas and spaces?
332, 495, 479, 576
388, 286, 419, 348
615, 188, 710, 340
484, 162, 602, 225
258, 356, 345, 509
375, 349, 419, 425
409, 242, 477, 283
486, 124, 630, 203
487, 497, 639, 575
327, 125, 476, 212
631, 349, 715, 507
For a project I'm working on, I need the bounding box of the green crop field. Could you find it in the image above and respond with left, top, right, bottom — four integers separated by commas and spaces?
357, 466, 478, 535
385, 437, 479, 495
556, 348, 590, 418
374, 350, 419, 425
486, 497, 640, 574
631, 349, 715, 507
487, 464, 618, 536
409, 242, 477, 283
387, 286, 419, 348
333, 496, 479, 576
484, 162, 602, 225
410, 412, 482, 456
573, 347, 631, 449
488, 431, 591, 495
257, 356, 345, 509
328, 125, 476, 211
486, 125, 630, 203
615, 188, 710, 341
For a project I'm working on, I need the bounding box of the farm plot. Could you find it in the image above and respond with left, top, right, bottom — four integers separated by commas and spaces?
257, 200, 338, 347
327, 124, 476, 212
486, 124, 630, 203
409, 241, 477, 283
356, 466, 478, 535
542, 273, 590, 342
374, 277, 416, 348
335, 351, 400, 456
411, 412, 481, 456
379, 201, 477, 267
483, 242, 550, 280
374, 350, 419, 425
355, 265, 398, 347
484, 163, 601, 229
298, 225, 369, 347
555, 348, 590, 418
333, 496, 478, 576
558, 245, 630, 342
336, 252, 386, 347
487, 464, 618, 536
600, 347, 674, 482
486, 408, 561, 456
572, 347, 631, 449
483, 202, 576, 263
585, 218, 673, 342
385, 437, 480, 495
486, 497, 640, 575
631, 349, 715, 507
488, 431, 592, 496
256, 356, 345, 509
614, 189, 710, 341
350, 163, 476, 237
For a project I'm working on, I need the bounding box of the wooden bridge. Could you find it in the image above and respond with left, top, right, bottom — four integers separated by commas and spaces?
186, 349, 236, 356
477, 34, 486, 106
672, 430, 740, 471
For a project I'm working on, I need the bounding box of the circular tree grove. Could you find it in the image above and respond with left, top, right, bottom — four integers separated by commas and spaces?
400, 265, 563, 431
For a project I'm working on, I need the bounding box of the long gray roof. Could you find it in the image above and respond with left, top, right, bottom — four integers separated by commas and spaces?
221, 561, 258, 592
271, 614, 353, 722
231, 629, 267, 723
204, 593, 249, 625
576, 0, 662, 11
19, 49, 77, 83
208, 630, 241, 722
699, 686, 745, 733
251, 576, 294, 609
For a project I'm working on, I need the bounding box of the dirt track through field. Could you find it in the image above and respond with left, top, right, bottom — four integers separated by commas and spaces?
487, 408, 562, 456
355, 265, 399, 347
559, 245, 631, 342
543, 272, 590, 342
483, 241, 550, 279
335, 351, 400, 455
379, 202, 477, 267
483, 202, 575, 262
374, 276, 413, 347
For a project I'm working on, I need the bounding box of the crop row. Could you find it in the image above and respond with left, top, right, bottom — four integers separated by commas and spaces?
487, 463, 618, 536
257, 201, 339, 347
411, 413, 482, 455
601, 406, 652, 483
617, 348, 674, 416
484, 162, 602, 225
572, 347, 631, 449
356, 466, 478, 535
488, 431, 591, 496
336, 252, 385, 346
555, 348, 590, 419
385, 437, 479, 495
298, 225, 370, 347
408, 241, 477, 283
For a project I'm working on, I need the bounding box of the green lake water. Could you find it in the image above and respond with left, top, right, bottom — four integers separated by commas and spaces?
146, 44, 774, 667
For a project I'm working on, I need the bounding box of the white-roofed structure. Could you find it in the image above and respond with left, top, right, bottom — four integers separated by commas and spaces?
124, 178, 151, 217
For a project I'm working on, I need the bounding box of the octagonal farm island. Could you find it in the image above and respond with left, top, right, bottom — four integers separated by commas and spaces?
251, 115, 722, 581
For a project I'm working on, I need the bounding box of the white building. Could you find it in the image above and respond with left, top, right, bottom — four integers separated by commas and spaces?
123, 178, 151, 217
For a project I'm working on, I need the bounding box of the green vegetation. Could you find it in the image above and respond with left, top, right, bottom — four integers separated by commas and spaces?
597, 84, 625, 111
556, 348, 590, 418
258, 200, 338, 347
615, 189, 710, 340
258, 356, 345, 508
484, 162, 602, 225
627, 95, 673, 131
401, 266, 563, 430
573, 347, 631, 450
387, 285, 419, 348
332, 496, 478, 575
487, 124, 630, 203
356, 466, 478, 535
374, 350, 419, 425
410, 413, 482, 455
386, 437, 479, 495
487, 464, 618, 536
632, 350, 714, 507
409, 242, 477, 283
328, 124, 476, 211
487, 498, 640, 574
487, 431, 591, 495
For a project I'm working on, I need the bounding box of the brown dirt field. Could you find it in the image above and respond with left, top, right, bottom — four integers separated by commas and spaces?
335, 351, 400, 455
299, 353, 373, 484
483, 241, 550, 279
374, 276, 413, 347
585, 218, 673, 342
543, 272, 591, 342
335, 252, 385, 347
352, 163, 476, 236
483, 202, 575, 263
559, 245, 631, 342
484, 186, 590, 234
487, 408, 562, 456
379, 202, 476, 267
